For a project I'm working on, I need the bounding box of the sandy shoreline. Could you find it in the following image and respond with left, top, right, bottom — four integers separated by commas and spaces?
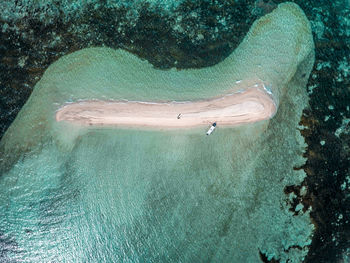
55, 85, 277, 129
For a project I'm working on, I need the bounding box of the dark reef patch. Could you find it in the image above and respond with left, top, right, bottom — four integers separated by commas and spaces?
294, 1, 349, 262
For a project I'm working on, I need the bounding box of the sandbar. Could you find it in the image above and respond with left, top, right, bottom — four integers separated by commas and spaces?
55, 85, 277, 129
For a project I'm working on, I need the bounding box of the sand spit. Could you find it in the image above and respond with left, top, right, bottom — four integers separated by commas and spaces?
56, 85, 276, 129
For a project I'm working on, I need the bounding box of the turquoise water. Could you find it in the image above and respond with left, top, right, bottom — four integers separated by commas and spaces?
0, 100, 313, 262
1, 127, 263, 262
2, 0, 350, 261
0, 3, 315, 262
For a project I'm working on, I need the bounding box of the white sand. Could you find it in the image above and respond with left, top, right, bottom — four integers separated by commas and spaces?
55, 85, 277, 129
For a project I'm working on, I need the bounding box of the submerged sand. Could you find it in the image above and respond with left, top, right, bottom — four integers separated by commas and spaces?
55, 85, 277, 129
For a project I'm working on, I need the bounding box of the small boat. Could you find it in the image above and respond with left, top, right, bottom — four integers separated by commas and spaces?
206, 122, 217, 135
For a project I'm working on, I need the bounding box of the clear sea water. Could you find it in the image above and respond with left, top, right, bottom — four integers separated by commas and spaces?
3, 0, 349, 262
1, 126, 265, 262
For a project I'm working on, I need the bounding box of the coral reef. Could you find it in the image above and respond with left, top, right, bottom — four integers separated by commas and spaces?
0, 0, 349, 262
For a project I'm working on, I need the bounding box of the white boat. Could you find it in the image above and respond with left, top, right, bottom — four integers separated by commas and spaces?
206, 122, 217, 135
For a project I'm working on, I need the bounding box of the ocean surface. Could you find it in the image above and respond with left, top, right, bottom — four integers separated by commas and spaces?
1, 125, 285, 262
0, 0, 349, 262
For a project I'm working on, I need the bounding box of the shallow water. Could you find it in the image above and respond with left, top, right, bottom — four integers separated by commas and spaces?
0, 1, 326, 262
1, 127, 263, 262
